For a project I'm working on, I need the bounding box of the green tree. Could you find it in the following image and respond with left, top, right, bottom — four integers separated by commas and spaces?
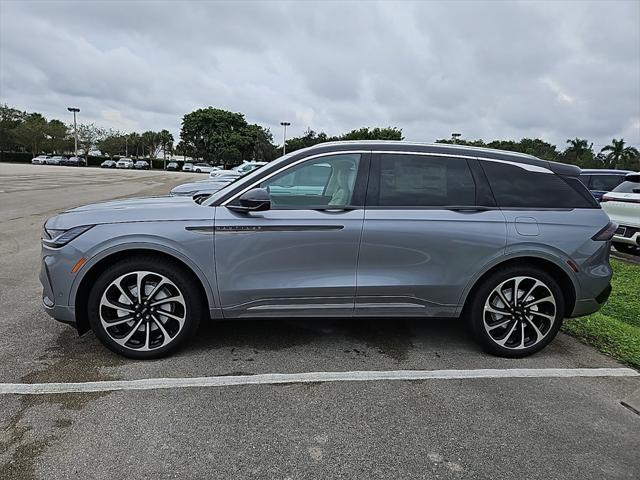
141, 130, 162, 159
284, 128, 329, 153
0, 104, 26, 152
563, 138, 594, 167
97, 130, 127, 158
179, 107, 274, 167
158, 129, 174, 159
75, 123, 105, 159
46, 119, 69, 154
600, 138, 639, 169
340, 126, 403, 141
13, 113, 48, 155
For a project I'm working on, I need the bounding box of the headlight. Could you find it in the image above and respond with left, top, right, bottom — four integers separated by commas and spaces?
42, 225, 94, 248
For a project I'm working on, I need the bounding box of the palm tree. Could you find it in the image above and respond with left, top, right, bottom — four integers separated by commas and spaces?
600, 138, 639, 169
565, 138, 593, 165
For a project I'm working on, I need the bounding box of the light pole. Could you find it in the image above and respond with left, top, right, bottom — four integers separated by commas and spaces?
280, 121, 290, 156
67, 107, 80, 156
451, 132, 462, 144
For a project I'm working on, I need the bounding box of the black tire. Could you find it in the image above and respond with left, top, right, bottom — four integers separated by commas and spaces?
467, 265, 565, 358
613, 242, 639, 256
88, 255, 203, 359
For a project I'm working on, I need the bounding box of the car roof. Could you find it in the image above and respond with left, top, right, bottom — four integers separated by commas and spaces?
299, 140, 579, 176
580, 169, 633, 174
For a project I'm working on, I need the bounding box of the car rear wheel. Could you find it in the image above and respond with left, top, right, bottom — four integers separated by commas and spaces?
613, 242, 639, 256
88, 256, 202, 359
468, 266, 564, 358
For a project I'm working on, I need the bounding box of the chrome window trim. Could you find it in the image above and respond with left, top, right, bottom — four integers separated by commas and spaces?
220, 149, 552, 206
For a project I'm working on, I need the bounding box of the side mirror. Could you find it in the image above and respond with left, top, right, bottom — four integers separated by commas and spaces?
228, 188, 271, 213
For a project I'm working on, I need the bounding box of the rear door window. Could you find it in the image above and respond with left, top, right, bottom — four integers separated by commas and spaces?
481, 161, 597, 208
589, 175, 625, 192
367, 154, 476, 207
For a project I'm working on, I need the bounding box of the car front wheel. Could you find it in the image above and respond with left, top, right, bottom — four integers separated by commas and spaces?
88, 256, 202, 359
468, 266, 564, 358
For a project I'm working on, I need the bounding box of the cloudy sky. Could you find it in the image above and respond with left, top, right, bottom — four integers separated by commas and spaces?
1, 0, 639, 149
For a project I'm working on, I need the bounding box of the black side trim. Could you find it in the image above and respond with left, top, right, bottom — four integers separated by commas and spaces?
214, 225, 344, 233
185, 226, 215, 233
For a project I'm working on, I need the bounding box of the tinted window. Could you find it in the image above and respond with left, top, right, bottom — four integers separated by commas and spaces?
259, 154, 361, 207
590, 175, 625, 191
481, 161, 597, 208
612, 179, 640, 193
578, 175, 590, 187
370, 154, 476, 207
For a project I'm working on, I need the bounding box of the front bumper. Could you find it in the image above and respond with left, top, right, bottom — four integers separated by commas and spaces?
40, 252, 77, 327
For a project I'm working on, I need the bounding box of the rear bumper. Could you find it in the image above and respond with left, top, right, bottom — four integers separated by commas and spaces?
612, 226, 640, 246
569, 283, 612, 318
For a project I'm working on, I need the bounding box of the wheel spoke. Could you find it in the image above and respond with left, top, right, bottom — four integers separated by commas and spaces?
150, 295, 182, 307
512, 277, 524, 304
519, 321, 526, 348
525, 317, 545, 340
136, 272, 145, 303
144, 323, 150, 350
485, 305, 512, 316
155, 309, 184, 323
103, 315, 135, 327
495, 320, 518, 346
529, 310, 555, 321
487, 318, 512, 331
495, 289, 512, 309
151, 314, 173, 346
115, 283, 135, 305
521, 280, 541, 304
101, 298, 135, 313
118, 318, 144, 346
146, 280, 168, 302
524, 295, 554, 308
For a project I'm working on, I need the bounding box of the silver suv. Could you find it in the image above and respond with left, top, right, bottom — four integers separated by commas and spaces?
40, 141, 614, 359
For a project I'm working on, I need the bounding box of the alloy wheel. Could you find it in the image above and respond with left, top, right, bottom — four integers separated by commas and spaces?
483, 276, 556, 350
99, 271, 186, 352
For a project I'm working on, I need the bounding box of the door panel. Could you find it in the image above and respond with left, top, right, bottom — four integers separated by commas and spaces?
214, 152, 369, 318
355, 152, 506, 316
214, 208, 364, 317
356, 209, 506, 316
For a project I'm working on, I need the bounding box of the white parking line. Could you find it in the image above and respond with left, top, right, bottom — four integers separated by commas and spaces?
1, 368, 637, 395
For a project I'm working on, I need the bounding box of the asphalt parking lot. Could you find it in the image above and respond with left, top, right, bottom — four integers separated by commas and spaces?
0, 162, 638, 480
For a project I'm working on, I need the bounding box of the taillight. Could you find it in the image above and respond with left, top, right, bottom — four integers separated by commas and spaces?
600, 195, 611, 203
592, 221, 618, 241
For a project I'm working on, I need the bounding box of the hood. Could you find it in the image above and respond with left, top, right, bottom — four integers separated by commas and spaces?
46, 195, 212, 230
170, 180, 232, 196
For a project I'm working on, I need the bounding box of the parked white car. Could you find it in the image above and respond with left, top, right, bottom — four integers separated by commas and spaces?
116, 158, 134, 169
182, 162, 194, 172
209, 161, 267, 178
192, 162, 217, 173
31, 155, 51, 164
601, 172, 640, 255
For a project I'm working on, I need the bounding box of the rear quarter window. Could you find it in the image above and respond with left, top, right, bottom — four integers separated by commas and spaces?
481, 161, 597, 209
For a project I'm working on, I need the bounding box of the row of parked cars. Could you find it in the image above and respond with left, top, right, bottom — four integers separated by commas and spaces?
31, 155, 87, 166
100, 158, 150, 169
169, 161, 267, 198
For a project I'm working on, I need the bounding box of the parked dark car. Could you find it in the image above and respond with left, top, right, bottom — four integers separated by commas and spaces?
134, 160, 150, 170
579, 169, 633, 201
166, 161, 180, 171
101, 160, 117, 168
61, 156, 87, 167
